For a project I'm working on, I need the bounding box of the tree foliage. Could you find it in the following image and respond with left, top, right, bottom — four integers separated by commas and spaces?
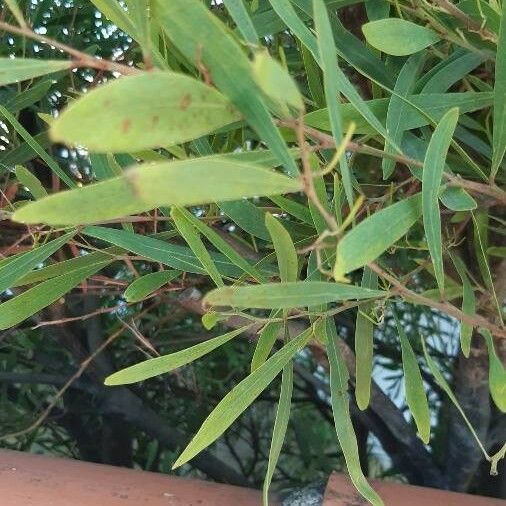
0, 0, 505, 503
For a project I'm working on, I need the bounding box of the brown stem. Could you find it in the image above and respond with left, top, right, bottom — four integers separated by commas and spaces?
368, 262, 506, 340
0, 20, 140, 76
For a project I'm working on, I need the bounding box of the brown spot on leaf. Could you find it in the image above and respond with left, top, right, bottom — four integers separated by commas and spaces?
179, 93, 192, 110
121, 119, 131, 134
152, 115, 160, 128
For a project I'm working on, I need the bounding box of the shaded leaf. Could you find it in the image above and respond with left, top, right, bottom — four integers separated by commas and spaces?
15, 165, 48, 199
105, 326, 250, 385
440, 186, 477, 211
124, 270, 181, 303
395, 315, 431, 444
422, 108, 459, 293
172, 327, 313, 468
334, 194, 422, 280
354, 267, 377, 411
479, 328, 506, 412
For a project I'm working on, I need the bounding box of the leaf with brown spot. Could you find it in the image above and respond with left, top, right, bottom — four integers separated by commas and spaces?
51, 73, 242, 153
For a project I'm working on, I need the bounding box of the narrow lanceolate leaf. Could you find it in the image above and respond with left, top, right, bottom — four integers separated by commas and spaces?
421, 337, 490, 459
15, 165, 48, 199
395, 316, 431, 444
175, 206, 266, 283
0, 58, 70, 86
362, 19, 440, 56
51, 73, 242, 153
251, 314, 283, 372
12, 158, 302, 226
479, 329, 506, 413
5, 0, 27, 27
171, 207, 224, 287
153, 0, 298, 176
0, 231, 75, 293
263, 363, 293, 506
265, 214, 298, 282
83, 226, 244, 278
492, 1, 506, 178
124, 270, 181, 303
105, 326, 250, 385
0, 261, 109, 330
422, 108, 459, 294
269, 0, 393, 144
334, 194, 422, 280
223, 0, 259, 45
383, 53, 425, 179
355, 267, 378, 411
326, 319, 383, 506
313, 0, 352, 206
204, 281, 385, 309
450, 253, 475, 357
172, 327, 313, 469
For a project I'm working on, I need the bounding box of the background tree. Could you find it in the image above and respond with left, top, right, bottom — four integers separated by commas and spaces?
0, 0, 504, 503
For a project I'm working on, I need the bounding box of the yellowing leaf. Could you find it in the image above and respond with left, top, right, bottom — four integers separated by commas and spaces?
12, 158, 302, 226
51, 73, 242, 153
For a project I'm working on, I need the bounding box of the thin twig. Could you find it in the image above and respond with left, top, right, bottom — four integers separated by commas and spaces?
368, 262, 506, 340
0, 20, 140, 76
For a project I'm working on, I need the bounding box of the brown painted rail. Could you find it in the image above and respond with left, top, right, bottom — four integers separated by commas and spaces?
0, 449, 503, 505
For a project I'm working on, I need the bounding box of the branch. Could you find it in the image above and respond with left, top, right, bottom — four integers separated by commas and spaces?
277, 119, 506, 206
368, 263, 506, 340
0, 21, 140, 76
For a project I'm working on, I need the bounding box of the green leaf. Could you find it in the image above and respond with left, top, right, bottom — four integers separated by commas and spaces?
269, 0, 393, 144
105, 326, 250, 385
172, 327, 313, 468
12, 158, 302, 226
479, 329, 506, 413
89, 0, 138, 39
313, 0, 352, 206
15, 165, 48, 199
421, 337, 490, 458
82, 226, 245, 278
326, 319, 383, 506
4, 0, 27, 28
334, 194, 422, 280
383, 53, 425, 179
440, 187, 477, 211
251, 314, 283, 372
174, 206, 266, 283
253, 51, 303, 116
218, 200, 270, 241
124, 270, 181, 303
263, 362, 293, 506
0, 104, 75, 188
0, 58, 70, 86
265, 214, 298, 282
449, 253, 476, 357
305, 92, 493, 135
50, 73, 242, 153
395, 315, 431, 444
488, 246, 506, 258
204, 281, 385, 309
0, 231, 75, 294
153, 0, 298, 176
224, 0, 259, 45
362, 19, 440, 56
171, 207, 224, 287
354, 267, 378, 411
0, 261, 109, 330
492, 0, 506, 178
422, 108, 459, 293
